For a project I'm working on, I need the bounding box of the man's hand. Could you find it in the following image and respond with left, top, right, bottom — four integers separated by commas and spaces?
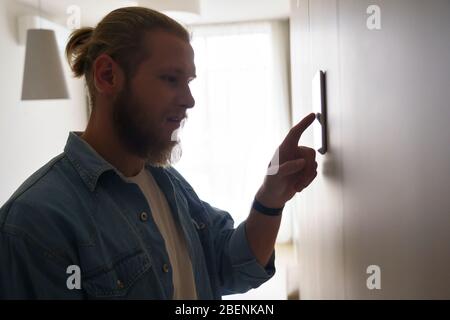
256, 112, 318, 208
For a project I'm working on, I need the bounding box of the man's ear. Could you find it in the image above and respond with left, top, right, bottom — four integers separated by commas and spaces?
93, 53, 124, 95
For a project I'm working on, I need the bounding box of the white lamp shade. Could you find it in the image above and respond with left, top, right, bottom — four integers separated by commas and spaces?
21, 29, 69, 100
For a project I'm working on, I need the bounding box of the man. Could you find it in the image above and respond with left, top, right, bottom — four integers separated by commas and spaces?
0, 7, 317, 299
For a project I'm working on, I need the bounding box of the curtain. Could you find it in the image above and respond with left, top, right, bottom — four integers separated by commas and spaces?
173, 19, 294, 243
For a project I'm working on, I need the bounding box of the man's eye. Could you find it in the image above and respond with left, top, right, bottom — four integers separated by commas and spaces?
162, 75, 177, 84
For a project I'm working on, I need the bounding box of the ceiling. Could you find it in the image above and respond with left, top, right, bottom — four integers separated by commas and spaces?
17, 0, 291, 27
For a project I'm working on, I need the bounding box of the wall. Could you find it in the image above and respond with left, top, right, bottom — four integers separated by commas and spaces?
290, 0, 450, 299
0, 0, 88, 205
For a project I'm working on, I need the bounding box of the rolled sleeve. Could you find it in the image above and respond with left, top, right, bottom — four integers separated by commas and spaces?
202, 201, 276, 295
228, 221, 276, 283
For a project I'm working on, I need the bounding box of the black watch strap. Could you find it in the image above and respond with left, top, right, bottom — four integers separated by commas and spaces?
252, 197, 284, 216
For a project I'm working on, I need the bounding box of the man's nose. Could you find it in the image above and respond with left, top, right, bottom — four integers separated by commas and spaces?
180, 86, 195, 109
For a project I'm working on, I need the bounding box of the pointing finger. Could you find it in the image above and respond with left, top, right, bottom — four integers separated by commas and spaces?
284, 113, 316, 146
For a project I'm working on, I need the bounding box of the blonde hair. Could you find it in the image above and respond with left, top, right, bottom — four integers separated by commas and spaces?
65, 7, 191, 109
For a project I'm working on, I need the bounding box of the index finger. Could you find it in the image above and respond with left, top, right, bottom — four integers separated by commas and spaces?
284, 112, 316, 145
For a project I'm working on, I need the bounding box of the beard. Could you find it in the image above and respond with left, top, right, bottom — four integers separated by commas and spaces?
112, 80, 182, 168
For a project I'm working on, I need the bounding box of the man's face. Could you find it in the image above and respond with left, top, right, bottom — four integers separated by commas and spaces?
112, 30, 196, 167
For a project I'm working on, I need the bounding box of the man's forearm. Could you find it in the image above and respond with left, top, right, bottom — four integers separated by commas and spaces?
245, 208, 282, 268
244, 187, 283, 268
242, 113, 318, 268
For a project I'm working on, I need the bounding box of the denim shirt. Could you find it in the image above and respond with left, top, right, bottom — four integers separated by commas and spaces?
0, 132, 275, 299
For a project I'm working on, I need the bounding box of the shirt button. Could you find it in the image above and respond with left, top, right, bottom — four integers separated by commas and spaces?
140, 211, 148, 222
162, 263, 170, 273
198, 222, 206, 230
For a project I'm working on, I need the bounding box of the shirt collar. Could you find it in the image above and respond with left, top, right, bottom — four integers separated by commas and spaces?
64, 131, 170, 192
64, 131, 120, 192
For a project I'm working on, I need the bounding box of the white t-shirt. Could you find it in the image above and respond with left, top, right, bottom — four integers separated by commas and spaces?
121, 166, 197, 299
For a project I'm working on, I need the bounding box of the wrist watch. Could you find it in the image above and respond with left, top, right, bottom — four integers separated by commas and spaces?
252, 197, 284, 216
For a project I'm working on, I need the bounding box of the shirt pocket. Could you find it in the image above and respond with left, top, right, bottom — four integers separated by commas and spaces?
82, 250, 152, 299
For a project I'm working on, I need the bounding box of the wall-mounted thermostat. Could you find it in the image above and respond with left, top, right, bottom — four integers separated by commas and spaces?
312, 70, 328, 155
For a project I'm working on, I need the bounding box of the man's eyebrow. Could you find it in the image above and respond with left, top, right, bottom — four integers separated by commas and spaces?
160, 67, 196, 78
